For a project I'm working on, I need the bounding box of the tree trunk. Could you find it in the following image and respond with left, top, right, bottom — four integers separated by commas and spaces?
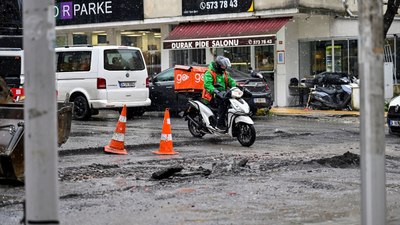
383, 0, 400, 38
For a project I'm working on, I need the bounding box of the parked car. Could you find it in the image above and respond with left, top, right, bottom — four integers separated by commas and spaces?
55, 45, 151, 120
147, 66, 273, 116
387, 95, 400, 134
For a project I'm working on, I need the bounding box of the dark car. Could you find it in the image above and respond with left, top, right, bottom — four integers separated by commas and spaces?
147, 66, 273, 116
387, 95, 400, 134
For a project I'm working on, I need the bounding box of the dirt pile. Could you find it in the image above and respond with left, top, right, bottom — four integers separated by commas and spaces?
307, 151, 360, 168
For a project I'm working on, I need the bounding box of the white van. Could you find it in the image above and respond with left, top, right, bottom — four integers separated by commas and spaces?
56, 45, 151, 120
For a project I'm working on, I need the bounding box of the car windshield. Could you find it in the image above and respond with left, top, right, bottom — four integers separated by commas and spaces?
191, 64, 251, 80
227, 68, 251, 79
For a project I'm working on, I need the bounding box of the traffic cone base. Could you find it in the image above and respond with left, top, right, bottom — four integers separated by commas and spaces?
104, 105, 128, 155
105, 145, 128, 155
153, 108, 178, 155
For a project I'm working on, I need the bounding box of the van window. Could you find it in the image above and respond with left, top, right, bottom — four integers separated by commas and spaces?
57, 51, 91, 72
0, 56, 21, 76
104, 49, 145, 71
0, 55, 21, 87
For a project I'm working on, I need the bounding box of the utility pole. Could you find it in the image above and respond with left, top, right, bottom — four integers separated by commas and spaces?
358, 1, 386, 225
23, 0, 59, 224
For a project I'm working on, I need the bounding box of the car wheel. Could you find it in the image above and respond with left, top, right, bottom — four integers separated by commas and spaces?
72, 95, 91, 120
388, 126, 396, 135
169, 110, 182, 118
249, 107, 257, 116
126, 107, 145, 119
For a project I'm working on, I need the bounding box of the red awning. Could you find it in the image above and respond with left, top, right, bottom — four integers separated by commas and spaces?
164, 17, 291, 42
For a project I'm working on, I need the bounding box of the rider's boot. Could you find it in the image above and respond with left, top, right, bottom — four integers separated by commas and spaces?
217, 117, 227, 130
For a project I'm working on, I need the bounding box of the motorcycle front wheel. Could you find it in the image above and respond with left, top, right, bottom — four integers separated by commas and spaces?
236, 122, 256, 147
188, 118, 205, 138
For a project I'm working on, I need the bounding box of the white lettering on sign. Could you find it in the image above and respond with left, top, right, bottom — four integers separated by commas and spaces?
195, 73, 204, 83
172, 42, 193, 49
75, 2, 112, 16
54, 6, 59, 17
175, 73, 190, 84
195, 41, 209, 48
63, 5, 71, 17
211, 39, 239, 47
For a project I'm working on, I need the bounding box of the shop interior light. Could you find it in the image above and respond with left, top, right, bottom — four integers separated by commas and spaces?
73, 32, 85, 35
126, 34, 142, 37
92, 31, 105, 34
121, 31, 135, 35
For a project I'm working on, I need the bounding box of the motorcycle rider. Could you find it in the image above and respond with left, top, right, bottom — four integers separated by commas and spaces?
202, 55, 237, 130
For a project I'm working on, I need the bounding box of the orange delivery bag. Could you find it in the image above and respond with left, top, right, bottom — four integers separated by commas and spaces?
174, 65, 208, 92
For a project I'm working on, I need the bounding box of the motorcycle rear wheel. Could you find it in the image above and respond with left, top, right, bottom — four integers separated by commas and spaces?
309, 100, 322, 110
188, 118, 205, 138
236, 122, 256, 147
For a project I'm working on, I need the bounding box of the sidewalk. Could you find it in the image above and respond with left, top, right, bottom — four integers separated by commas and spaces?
269, 107, 360, 117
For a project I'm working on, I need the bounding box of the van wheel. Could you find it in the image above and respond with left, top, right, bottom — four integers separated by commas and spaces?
72, 95, 91, 120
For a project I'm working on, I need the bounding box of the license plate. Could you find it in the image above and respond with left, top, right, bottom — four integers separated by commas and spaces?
254, 98, 266, 103
390, 120, 400, 127
119, 81, 136, 88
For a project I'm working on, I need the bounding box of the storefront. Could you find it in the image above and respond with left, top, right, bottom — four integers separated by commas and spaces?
162, 18, 285, 73
52, 0, 400, 107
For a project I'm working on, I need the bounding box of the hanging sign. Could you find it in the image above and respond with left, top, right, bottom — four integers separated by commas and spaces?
55, 0, 144, 26
182, 0, 254, 16
163, 36, 275, 50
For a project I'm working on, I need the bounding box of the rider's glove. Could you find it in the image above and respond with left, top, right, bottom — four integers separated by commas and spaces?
214, 90, 226, 99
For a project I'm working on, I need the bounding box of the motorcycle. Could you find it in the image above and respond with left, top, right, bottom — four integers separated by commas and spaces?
184, 86, 256, 147
307, 76, 358, 110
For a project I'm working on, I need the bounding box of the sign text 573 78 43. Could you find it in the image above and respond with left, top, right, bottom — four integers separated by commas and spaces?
182, 0, 253, 16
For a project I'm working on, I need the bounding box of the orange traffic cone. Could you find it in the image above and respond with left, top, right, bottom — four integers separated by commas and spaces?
153, 108, 178, 155
104, 105, 128, 155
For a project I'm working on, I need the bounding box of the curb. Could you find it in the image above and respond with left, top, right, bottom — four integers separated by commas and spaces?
268, 107, 360, 118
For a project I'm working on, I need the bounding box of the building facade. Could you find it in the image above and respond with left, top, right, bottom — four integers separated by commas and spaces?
54, 0, 400, 106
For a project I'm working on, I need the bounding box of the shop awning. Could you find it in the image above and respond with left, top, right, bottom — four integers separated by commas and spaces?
163, 17, 291, 49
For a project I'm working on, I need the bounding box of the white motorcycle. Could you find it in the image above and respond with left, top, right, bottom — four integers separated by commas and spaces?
184, 87, 256, 147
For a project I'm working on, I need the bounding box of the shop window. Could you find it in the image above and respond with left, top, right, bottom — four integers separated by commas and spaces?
121, 36, 139, 47
172, 49, 206, 66
255, 45, 274, 72
385, 38, 398, 83
299, 39, 359, 78
348, 40, 358, 78
121, 29, 161, 75
395, 36, 400, 81
143, 51, 161, 76
97, 35, 107, 44
215, 47, 250, 72
73, 34, 88, 45
331, 40, 348, 73
56, 35, 68, 47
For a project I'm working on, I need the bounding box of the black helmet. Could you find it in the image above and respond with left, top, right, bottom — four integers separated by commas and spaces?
215, 55, 231, 68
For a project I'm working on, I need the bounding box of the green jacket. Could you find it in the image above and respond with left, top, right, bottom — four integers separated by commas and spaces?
203, 62, 236, 94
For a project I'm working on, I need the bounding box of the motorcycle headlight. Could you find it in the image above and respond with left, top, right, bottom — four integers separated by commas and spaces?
231, 87, 243, 98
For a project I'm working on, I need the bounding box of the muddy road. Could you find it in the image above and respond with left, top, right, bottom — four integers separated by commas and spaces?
1, 111, 400, 225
